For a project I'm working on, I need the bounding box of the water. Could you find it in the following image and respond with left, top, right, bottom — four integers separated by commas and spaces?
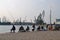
0, 25, 39, 33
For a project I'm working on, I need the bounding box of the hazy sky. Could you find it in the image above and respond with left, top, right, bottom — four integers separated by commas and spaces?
0, 0, 60, 23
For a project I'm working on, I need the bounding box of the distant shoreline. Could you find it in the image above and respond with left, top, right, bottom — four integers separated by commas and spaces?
0, 22, 34, 25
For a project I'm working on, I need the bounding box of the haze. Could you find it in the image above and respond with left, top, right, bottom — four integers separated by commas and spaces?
0, 0, 60, 23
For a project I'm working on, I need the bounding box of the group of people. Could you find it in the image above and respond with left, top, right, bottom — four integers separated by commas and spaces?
11, 25, 31, 33
10, 24, 56, 33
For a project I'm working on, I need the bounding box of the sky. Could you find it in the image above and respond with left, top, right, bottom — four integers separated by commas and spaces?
0, 0, 60, 23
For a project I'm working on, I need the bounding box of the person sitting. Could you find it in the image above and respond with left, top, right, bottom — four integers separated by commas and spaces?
32, 24, 35, 31
11, 25, 16, 33
41, 26, 44, 31
26, 26, 29, 32
37, 26, 40, 31
19, 26, 25, 32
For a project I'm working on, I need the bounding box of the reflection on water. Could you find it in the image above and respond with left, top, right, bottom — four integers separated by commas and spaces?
0, 25, 38, 33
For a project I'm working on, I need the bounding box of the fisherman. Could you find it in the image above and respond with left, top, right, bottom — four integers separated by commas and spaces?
32, 24, 35, 31
26, 26, 29, 32
19, 26, 25, 32
11, 25, 16, 33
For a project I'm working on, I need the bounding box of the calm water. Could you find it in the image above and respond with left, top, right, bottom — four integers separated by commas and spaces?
0, 25, 38, 33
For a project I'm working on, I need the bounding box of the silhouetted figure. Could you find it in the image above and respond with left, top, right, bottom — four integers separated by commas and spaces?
41, 26, 44, 31
32, 24, 35, 31
11, 25, 16, 33
46, 25, 48, 30
26, 26, 29, 32
37, 26, 40, 31
55, 26, 60, 31
19, 26, 25, 32
46, 25, 48, 29
49, 25, 53, 31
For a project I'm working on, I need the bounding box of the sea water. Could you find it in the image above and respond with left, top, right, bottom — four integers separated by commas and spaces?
0, 25, 39, 33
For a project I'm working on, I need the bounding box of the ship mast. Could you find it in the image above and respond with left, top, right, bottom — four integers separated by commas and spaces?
50, 9, 52, 25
